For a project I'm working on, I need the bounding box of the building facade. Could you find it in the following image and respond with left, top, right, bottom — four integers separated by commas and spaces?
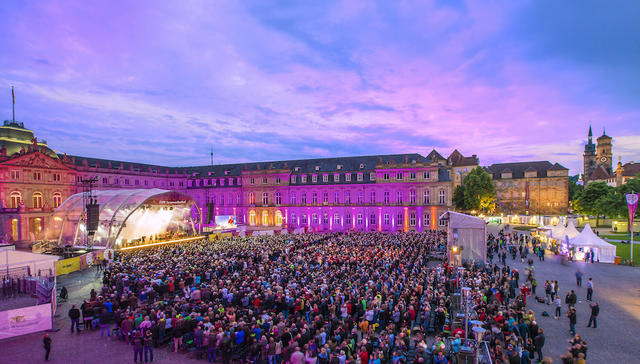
1, 121, 466, 244
583, 126, 613, 184
485, 161, 569, 216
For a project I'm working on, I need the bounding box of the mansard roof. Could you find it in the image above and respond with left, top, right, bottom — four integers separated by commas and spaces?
621, 162, 640, 177
485, 161, 564, 179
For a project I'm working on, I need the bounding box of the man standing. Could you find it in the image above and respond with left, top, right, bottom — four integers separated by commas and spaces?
567, 307, 577, 335
43, 333, 52, 361
586, 278, 594, 301
575, 269, 583, 287
534, 327, 545, 362
68, 304, 80, 333
587, 302, 599, 328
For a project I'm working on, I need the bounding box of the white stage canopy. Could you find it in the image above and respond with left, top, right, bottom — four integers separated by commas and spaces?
440, 211, 487, 263
569, 224, 617, 263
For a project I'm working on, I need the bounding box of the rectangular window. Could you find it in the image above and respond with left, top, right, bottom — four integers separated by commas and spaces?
312, 192, 318, 204
11, 170, 19, 179
370, 214, 376, 225
312, 175, 318, 183
334, 192, 339, 204
345, 214, 351, 225
439, 218, 447, 226
439, 190, 446, 204
262, 192, 268, 205
410, 190, 416, 204
275, 192, 282, 205
323, 214, 329, 224
357, 214, 363, 225
312, 214, 318, 225
424, 214, 431, 227
263, 177, 268, 184
410, 172, 416, 179
384, 214, 390, 225
302, 214, 308, 224
291, 175, 296, 183
345, 192, 350, 204
33, 172, 41, 181
424, 190, 431, 204
410, 213, 416, 226
423, 171, 430, 180
345, 173, 351, 182
357, 192, 363, 204
334, 213, 340, 225
291, 193, 296, 204
396, 172, 403, 180
384, 191, 390, 205
275, 177, 281, 184
383, 173, 390, 181
302, 193, 307, 204
357, 173, 363, 182
102, 177, 108, 184
291, 213, 296, 225
370, 191, 376, 203
370, 172, 376, 181
397, 214, 403, 226
250, 178, 255, 185
396, 191, 403, 204
334, 174, 340, 182
323, 192, 328, 204
322, 174, 328, 182
301, 175, 307, 183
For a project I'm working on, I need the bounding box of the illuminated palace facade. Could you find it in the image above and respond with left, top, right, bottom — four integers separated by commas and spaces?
1, 121, 482, 244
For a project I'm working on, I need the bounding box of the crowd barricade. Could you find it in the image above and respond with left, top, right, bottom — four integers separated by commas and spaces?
55, 250, 107, 276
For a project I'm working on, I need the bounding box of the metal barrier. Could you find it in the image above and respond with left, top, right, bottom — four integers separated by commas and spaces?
445, 337, 492, 364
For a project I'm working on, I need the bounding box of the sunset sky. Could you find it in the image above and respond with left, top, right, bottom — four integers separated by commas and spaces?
1, 0, 638, 174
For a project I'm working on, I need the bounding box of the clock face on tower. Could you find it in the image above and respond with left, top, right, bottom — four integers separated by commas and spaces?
600, 156, 607, 163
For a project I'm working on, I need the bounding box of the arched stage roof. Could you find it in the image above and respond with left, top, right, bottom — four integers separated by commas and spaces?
47, 189, 196, 249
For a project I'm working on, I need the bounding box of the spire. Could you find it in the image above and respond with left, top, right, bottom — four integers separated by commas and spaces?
11, 86, 15, 122
588, 124, 592, 137
602, 127, 606, 136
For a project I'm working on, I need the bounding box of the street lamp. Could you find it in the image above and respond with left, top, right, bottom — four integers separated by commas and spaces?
472, 326, 486, 364
461, 286, 471, 340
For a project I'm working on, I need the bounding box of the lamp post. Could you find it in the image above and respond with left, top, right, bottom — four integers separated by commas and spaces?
461, 286, 471, 340
472, 326, 486, 364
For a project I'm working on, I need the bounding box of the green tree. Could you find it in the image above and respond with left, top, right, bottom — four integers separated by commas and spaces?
569, 179, 583, 202
574, 182, 613, 227
461, 167, 496, 213
453, 185, 467, 210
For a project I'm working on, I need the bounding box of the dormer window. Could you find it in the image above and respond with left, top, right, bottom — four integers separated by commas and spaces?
315, 166, 320, 171
337, 165, 343, 170
294, 167, 301, 172
359, 164, 365, 169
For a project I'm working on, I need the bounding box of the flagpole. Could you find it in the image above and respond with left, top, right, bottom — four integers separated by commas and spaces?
11, 86, 15, 122
632, 190, 635, 265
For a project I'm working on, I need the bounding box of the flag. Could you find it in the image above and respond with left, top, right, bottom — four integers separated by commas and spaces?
626, 193, 639, 232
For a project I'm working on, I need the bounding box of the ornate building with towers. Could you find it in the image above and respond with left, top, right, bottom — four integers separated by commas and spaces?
583, 126, 613, 184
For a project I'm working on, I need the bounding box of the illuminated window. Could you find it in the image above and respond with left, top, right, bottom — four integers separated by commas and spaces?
53, 192, 62, 208
262, 211, 269, 226
334, 192, 339, 204
301, 175, 307, 183
275, 211, 283, 226
291, 213, 296, 225
10, 191, 22, 208
334, 213, 340, 225
249, 211, 256, 225
33, 192, 43, 209
249, 192, 255, 205
323, 192, 328, 204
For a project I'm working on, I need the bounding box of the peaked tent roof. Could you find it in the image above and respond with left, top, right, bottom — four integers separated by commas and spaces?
569, 224, 616, 248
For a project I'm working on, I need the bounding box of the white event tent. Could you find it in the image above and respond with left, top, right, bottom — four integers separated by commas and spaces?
569, 224, 617, 263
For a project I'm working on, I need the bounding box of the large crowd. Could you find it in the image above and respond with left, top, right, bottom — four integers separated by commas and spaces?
68, 230, 589, 364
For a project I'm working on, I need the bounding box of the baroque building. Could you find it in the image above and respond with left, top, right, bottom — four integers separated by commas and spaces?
583, 126, 613, 184
1, 120, 473, 245
485, 161, 569, 215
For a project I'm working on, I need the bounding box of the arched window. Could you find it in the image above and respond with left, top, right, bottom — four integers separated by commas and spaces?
53, 192, 62, 208
10, 191, 22, 208
249, 210, 256, 226
33, 192, 43, 209
262, 211, 269, 226
275, 211, 282, 226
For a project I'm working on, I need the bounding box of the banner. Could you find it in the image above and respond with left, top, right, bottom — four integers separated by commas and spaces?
0, 304, 52, 340
627, 193, 639, 232
55, 257, 80, 276
525, 181, 530, 209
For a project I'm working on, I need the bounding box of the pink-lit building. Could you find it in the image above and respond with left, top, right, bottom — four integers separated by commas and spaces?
1, 121, 474, 245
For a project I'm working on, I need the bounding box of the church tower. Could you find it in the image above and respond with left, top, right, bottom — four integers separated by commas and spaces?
596, 128, 613, 175
583, 125, 597, 180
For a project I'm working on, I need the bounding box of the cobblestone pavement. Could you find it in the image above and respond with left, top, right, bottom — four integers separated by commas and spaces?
2, 239, 640, 363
